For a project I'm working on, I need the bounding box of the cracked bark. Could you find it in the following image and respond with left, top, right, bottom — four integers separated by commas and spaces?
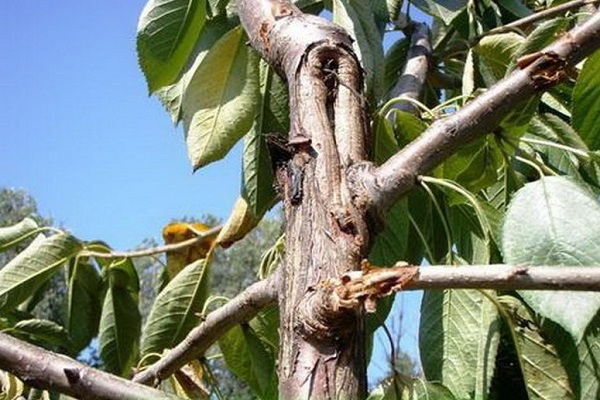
239, 0, 371, 398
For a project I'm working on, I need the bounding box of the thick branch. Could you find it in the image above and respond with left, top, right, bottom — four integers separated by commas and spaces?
0, 333, 177, 400
353, 11, 600, 211
133, 270, 279, 385
389, 22, 432, 114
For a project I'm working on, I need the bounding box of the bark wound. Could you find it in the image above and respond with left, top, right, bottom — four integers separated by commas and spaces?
277, 40, 370, 399
239, 2, 371, 398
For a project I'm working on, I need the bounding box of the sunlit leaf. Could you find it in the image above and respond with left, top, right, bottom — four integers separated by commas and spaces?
155, 18, 234, 124
182, 26, 260, 170
502, 177, 600, 341
573, 51, 600, 150
162, 222, 214, 280
141, 257, 211, 358
0, 217, 39, 252
0, 234, 80, 312
420, 286, 500, 399
137, 0, 206, 92
216, 197, 261, 248
475, 33, 523, 80
410, 0, 466, 25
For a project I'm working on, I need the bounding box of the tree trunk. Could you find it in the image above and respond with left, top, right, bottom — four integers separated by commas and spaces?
238, 0, 373, 398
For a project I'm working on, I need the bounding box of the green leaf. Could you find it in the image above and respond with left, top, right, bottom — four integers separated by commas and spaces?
241, 62, 281, 217
155, 17, 234, 124
573, 50, 600, 150
141, 258, 210, 358
66, 260, 102, 355
475, 33, 523, 81
497, 0, 531, 18
512, 18, 569, 68
411, 0, 466, 25
368, 376, 457, 400
439, 135, 503, 194
182, 26, 260, 170
540, 311, 600, 399
420, 288, 500, 399
137, 0, 206, 93
98, 259, 141, 376
0, 217, 39, 252
0, 234, 80, 312
502, 176, 600, 341
219, 317, 278, 399
391, 110, 428, 148
333, 0, 385, 102
577, 311, 600, 399
499, 296, 575, 399
11, 318, 72, 351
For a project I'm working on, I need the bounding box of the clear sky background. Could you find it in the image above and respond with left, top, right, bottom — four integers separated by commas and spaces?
1, 0, 422, 387
1, 1, 242, 250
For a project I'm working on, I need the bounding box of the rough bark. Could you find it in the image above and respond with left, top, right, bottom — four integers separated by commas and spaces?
0, 332, 178, 400
238, 0, 371, 398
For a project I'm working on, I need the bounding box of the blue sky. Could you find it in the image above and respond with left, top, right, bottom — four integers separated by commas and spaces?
0, 1, 242, 250
1, 0, 422, 386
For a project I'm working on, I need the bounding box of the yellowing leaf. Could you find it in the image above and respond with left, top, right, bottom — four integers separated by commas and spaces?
216, 197, 260, 248
163, 222, 215, 279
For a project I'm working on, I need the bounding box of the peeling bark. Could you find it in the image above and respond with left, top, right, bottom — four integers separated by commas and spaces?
239, 0, 372, 398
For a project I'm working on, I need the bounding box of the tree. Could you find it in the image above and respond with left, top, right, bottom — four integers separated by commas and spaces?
1, 0, 600, 399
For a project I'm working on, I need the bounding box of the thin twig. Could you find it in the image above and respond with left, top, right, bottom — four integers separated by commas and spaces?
333, 264, 600, 302
476, 0, 600, 41
79, 225, 223, 259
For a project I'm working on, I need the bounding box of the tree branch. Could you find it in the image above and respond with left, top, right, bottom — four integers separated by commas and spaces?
79, 225, 222, 259
351, 11, 600, 211
389, 22, 432, 114
133, 269, 279, 385
0, 333, 178, 400
324, 262, 600, 312
476, 0, 600, 41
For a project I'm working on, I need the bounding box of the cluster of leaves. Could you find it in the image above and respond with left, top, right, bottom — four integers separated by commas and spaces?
0, 212, 284, 399
369, 2, 600, 400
